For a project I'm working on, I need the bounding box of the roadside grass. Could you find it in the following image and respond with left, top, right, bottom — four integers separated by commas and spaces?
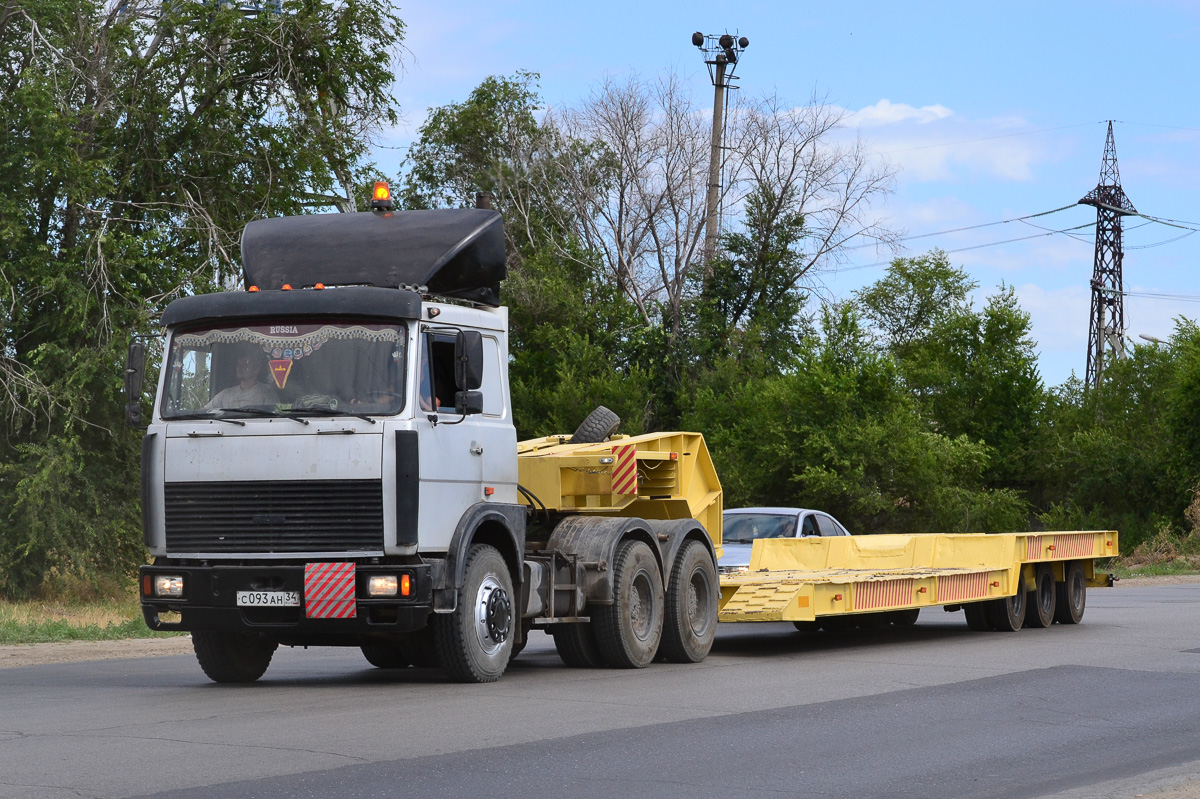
0, 595, 185, 645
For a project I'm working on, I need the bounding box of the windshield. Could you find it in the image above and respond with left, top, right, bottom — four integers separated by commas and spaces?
722, 513, 797, 544
161, 320, 406, 418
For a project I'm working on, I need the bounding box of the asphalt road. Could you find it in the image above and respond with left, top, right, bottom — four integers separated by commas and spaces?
3, 582, 1200, 799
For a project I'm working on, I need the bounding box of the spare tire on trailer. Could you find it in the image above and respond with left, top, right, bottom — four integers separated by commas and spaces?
569, 406, 621, 444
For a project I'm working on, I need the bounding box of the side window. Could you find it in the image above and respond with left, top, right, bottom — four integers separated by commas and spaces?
419, 332, 458, 413
482, 336, 503, 416
800, 514, 819, 537
816, 514, 844, 537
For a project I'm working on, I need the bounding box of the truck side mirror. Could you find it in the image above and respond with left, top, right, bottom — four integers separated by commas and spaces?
125, 339, 146, 427
454, 390, 484, 416
454, 330, 483, 391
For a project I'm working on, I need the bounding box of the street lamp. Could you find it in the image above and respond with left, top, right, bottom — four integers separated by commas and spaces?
692, 30, 749, 265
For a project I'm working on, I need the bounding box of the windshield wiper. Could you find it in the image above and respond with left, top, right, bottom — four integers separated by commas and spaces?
216, 407, 309, 426
165, 412, 246, 427
288, 405, 377, 424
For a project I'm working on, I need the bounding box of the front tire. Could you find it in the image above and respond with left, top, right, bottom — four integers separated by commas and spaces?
193, 631, 277, 683
594, 539, 664, 668
433, 544, 514, 683
659, 540, 718, 663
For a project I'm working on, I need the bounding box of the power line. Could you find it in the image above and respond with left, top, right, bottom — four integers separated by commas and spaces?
845, 203, 1079, 252
837, 221, 1094, 274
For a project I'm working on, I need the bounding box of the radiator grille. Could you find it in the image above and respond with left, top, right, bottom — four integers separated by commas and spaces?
164, 480, 384, 553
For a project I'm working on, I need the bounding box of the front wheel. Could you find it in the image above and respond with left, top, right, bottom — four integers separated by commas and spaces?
659, 540, 718, 663
594, 539, 664, 668
432, 544, 514, 683
193, 631, 277, 683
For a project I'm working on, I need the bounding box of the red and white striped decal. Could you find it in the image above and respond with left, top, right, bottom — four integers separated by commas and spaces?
1052, 533, 1095, 559
611, 444, 638, 496
1026, 535, 1045, 561
304, 562, 356, 619
854, 579, 914, 610
937, 572, 989, 602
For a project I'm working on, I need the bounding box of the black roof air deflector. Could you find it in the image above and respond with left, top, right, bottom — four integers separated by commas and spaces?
241, 209, 506, 307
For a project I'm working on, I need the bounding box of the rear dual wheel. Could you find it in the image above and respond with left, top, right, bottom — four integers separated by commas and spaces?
659, 540, 718, 663
1024, 565, 1057, 628
1055, 561, 1087, 624
594, 540, 664, 669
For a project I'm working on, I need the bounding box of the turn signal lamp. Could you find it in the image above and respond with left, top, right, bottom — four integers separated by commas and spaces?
371, 181, 394, 211
314, 283, 326, 290
281, 283, 292, 291
400, 574, 412, 597
154, 575, 184, 597
248, 285, 259, 292
368, 575, 398, 597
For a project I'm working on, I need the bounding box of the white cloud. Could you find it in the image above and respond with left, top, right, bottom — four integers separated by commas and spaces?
838, 101, 1049, 183
847, 99, 953, 127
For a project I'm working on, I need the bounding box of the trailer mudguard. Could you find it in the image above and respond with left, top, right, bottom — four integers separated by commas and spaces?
547, 516, 660, 605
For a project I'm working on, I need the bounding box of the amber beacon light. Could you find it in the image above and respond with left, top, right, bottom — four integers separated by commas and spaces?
371, 181, 394, 211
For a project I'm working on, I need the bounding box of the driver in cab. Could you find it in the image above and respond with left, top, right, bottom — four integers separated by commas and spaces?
205, 353, 278, 410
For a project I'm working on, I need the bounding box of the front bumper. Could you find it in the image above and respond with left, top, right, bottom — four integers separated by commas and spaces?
140, 561, 435, 640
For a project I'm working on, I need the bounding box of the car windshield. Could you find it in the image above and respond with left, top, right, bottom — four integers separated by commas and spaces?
161, 320, 406, 418
722, 514, 797, 544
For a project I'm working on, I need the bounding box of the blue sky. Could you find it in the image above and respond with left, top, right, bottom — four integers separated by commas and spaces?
382, 1, 1200, 386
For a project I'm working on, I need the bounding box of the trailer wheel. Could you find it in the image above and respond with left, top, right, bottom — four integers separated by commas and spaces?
568, 406, 621, 444
361, 644, 410, 669
433, 544, 514, 683
594, 539, 664, 668
551, 623, 605, 668
963, 602, 991, 631
1025, 565, 1057, 628
857, 612, 888, 630
889, 608, 920, 626
192, 631, 277, 683
659, 540, 718, 663
1054, 561, 1087, 624
819, 616, 857, 633
986, 588, 1026, 632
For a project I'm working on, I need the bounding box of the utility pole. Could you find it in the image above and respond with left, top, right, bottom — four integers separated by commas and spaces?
692, 31, 748, 265
1079, 121, 1136, 388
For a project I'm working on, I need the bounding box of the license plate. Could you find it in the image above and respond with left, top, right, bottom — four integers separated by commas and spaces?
236, 590, 300, 607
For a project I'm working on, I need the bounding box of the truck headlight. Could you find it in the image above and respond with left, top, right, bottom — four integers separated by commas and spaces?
368, 575, 398, 597
154, 575, 184, 597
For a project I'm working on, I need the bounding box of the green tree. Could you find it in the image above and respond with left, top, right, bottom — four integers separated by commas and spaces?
0, 0, 405, 597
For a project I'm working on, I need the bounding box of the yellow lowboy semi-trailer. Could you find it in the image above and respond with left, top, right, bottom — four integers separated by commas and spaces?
719, 530, 1118, 632
517, 430, 1117, 636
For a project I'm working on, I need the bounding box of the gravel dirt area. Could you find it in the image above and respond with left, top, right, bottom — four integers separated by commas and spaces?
0, 636, 193, 668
